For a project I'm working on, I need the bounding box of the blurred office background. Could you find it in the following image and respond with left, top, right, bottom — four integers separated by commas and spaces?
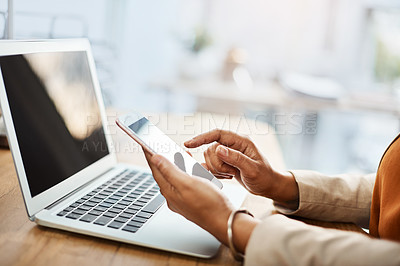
1, 0, 400, 174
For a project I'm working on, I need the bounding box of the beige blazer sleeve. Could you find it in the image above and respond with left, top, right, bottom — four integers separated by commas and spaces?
243, 171, 400, 265
245, 214, 400, 266
274, 170, 376, 228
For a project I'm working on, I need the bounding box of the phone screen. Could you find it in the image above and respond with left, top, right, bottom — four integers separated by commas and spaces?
127, 117, 223, 189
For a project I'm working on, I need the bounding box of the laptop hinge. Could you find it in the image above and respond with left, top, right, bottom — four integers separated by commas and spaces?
44, 167, 116, 211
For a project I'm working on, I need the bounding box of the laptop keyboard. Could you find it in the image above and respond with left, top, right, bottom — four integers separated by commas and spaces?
56, 169, 165, 233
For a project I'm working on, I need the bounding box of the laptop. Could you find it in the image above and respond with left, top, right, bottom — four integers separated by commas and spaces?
0, 39, 247, 258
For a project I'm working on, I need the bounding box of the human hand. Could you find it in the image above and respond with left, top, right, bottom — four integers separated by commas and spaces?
143, 150, 234, 244
184, 129, 299, 206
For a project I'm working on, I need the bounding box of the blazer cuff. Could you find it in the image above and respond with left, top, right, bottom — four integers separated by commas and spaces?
273, 170, 373, 227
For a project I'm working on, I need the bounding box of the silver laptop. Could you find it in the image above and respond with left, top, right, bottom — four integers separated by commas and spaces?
0, 39, 247, 258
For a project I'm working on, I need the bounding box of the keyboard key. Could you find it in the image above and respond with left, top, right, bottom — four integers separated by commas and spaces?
57, 211, 68, 216
128, 205, 141, 211
66, 213, 82, 220
136, 211, 152, 219
108, 221, 124, 229
70, 203, 80, 208
127, 171, 138, 176
103, 212, 118, 218
122, 225, 139, 233
115, 217, 128, 223
131, 216, 147, 223
119, 200, 131, 206
99, 202, 113, 208
127, 220, 144, 228
109, 208, 122, 214
88, 210, 102, 216
80, 214, 97, 223
79, 205, 92, 211
113, 204, 126, 210
126, 195, 137, 200
120, 212, 134, 219
132, 201, 146, 207
123, 198, 134, 203
76, 199, 85, 204
104, 199, 118, 204
94, 216, 112, 226
108, 196, 120, 201
84, 201, 97, 207
142, 194, 165, 214
73, 209, 87, 215
63, 207, 74, 212
124, 209, 137, 215
90, 198, 102, 203
94, 206, 108, 212
141, 196, 152, 201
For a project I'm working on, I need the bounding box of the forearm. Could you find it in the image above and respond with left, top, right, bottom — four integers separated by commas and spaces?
245, 214, 400, 266
273, 171, 375, 227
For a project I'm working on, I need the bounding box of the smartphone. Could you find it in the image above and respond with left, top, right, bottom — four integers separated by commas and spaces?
116, 112, 223, 189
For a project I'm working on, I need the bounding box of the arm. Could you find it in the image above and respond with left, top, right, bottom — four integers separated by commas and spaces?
144, 152, 400, 265
185, 129, 374, 226
274, 171, 375, 228
245, 214, 400, 266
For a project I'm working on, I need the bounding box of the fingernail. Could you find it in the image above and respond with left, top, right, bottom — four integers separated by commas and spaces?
184, 139, 193, 145
217, 146, 228, 157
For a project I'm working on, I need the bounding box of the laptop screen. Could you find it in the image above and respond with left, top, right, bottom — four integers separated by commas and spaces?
0, 51, 109, 197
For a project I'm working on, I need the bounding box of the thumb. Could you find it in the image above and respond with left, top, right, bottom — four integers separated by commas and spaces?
151, 154, 187, 189
216, 145, 255, 174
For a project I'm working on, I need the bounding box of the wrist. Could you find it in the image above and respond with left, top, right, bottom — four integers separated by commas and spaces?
271, 170, 299, 209
207, 206, 234, 245
230, 211, 259, 255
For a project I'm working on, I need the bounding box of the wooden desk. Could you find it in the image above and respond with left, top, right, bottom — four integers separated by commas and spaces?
0, 112, 365, 265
